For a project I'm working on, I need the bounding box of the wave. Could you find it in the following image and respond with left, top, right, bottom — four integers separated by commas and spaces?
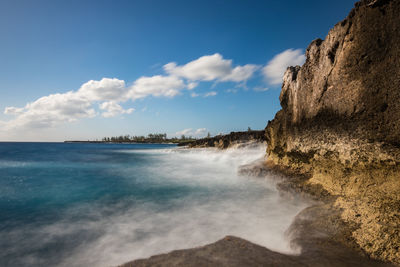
0, 160, 31, 168
0, 143, 309, 267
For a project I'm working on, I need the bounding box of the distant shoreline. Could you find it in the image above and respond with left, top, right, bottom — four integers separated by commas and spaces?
63, 140, 180, 144
64, 130, 265, 146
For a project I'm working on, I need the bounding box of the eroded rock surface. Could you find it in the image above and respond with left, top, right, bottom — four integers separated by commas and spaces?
266, 0, 400, 264
120, 210, 394, 267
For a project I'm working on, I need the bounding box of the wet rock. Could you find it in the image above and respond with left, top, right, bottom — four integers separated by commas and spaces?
120, 207, 394, 267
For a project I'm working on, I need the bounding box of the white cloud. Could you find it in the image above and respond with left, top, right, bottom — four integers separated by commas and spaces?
262, 49, 305, 85
204, 91, 217, 97
3, 92, 95, 130
1, 75, 188, 130
175, 128, 208, 138
2, 53, 264, 132
4, 107, 25, 115
221, 65, 259, 82
2, 78, 134, 130
99, 101, 134, 118
128, 75, 185, 100
77, 78, 128, 102
187, 82, 198, 90
164, 53, 258, 82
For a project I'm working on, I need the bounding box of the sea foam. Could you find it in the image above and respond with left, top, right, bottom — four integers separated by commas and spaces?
0, 143, 308, 267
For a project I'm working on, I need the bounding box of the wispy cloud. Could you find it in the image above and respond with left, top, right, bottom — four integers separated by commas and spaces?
204, 91, 217, 97
225, 88, 238, 94
262, 49, 305, 85
253, 87, 269, 92
187, 82, 198, 90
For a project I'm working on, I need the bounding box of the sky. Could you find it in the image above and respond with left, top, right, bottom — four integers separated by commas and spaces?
0, 0, 356, 141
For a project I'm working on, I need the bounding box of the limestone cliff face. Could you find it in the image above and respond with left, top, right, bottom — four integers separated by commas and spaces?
266, 0, 400, 264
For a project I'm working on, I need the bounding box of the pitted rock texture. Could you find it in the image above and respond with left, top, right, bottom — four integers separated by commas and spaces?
277, 0, 400, 144
266, 0, 400, 264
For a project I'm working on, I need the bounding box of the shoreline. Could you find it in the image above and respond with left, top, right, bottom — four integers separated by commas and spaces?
120, 0, 400, 263
120, 159, 393, 267
63, 141, 180, 144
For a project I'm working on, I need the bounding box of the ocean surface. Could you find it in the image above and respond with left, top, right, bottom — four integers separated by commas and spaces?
0, 142, 308, 267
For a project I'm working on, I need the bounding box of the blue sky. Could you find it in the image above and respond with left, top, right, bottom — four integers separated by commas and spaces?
0, 0, 355, 141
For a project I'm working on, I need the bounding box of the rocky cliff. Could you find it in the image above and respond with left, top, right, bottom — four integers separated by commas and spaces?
266, 0, 400, 264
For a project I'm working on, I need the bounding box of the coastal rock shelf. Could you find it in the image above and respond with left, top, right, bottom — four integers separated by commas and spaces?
266, 0, 400, 264
120, 235, 392, 267
178, 130, 265, 149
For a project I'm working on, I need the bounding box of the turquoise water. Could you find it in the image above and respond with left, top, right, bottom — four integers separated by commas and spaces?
0, 142, 307, 266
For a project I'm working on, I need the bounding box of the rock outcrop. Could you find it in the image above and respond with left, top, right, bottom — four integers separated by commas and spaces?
121, 233, 393, 267
178, 130, 265, 149
266, 0, 400, 264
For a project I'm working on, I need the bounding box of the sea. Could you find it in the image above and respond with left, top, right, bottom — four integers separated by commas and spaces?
0, 142, 308, 267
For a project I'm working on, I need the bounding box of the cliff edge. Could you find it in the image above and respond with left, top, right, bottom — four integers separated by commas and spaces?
266, 0, 400, 264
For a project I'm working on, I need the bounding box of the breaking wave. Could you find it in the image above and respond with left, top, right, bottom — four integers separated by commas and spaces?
0, 142, 308, 267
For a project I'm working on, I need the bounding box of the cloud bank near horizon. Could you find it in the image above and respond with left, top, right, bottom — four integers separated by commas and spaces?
2, 50, 305, 131
175, 128, 208, 138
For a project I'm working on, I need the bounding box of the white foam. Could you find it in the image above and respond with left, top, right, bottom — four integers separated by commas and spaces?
2, 144, 309, 267
0, 160, 30, 168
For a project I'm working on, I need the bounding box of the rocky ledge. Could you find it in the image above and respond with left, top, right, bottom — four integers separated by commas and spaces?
121, 233, 393, 267
178, 130, 265, 149
266, 0, 400, 264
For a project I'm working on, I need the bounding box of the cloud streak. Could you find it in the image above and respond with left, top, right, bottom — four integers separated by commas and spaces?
204, 91, 217, 97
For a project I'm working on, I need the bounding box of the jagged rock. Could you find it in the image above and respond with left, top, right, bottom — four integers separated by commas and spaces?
265, 0, 400, 264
